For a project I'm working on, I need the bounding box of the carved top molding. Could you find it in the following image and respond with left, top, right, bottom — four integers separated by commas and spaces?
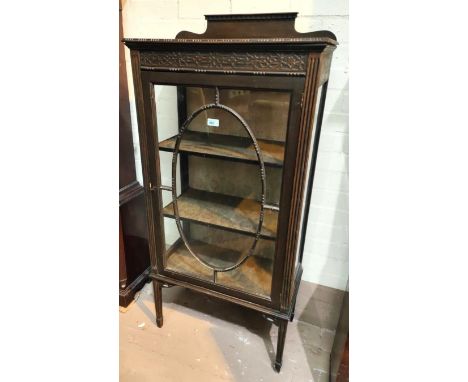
123, 12, 337, 47
139, 51, 308, 75
124, 37, 337, 46
205, 13, 299, 21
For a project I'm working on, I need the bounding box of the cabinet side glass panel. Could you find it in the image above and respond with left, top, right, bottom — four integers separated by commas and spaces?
154, 84, 291, 299
294, 85, 324, 272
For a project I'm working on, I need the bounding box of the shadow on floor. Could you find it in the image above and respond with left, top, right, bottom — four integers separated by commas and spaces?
137, 284, 277, 362
131, 281, 342, 381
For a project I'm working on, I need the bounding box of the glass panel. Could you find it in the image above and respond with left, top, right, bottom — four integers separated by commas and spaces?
186, 87, 290, 142
154, 84, 291, 298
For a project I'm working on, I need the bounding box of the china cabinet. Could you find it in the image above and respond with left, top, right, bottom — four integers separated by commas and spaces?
124, 12, 337, 371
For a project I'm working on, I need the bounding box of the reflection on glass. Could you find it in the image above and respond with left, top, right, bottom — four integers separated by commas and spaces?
186, 87, 290, 141
154, 84, 291, 298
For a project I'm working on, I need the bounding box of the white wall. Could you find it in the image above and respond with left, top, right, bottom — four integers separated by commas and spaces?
122, 0, 349, 291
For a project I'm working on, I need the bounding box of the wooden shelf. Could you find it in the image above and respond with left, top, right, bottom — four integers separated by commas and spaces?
159, 131, 284, 167
162, 188, 278, 240
165, 239, 273, 298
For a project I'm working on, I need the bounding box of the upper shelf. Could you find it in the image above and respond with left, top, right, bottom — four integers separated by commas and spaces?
159, 131, 284, 167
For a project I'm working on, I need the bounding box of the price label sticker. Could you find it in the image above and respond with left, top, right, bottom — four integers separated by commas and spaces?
207, 118, 220, 127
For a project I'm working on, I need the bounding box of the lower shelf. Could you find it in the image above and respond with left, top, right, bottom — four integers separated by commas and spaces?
165, 239, 273, 299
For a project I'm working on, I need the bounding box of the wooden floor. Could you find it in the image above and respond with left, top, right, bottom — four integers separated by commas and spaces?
120, 281, 345, 382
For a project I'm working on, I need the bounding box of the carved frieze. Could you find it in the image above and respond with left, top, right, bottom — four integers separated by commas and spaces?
140, 51, 308, 75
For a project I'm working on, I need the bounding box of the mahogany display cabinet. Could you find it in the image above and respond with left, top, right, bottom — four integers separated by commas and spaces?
124, 12, 337, 371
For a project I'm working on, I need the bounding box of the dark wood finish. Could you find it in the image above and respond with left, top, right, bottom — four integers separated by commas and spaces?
153, 280, 163, 327
275, 319, 288, 372
280, 55, 321, 311
124, 12, 336, 371
125, 13, 337, 49
119, 0, 150, 307
179, 13, 336, 41
119, 213, 127, 289
119, 194, 151, 306
298, 81, 328, 266
151, 272, 287, 319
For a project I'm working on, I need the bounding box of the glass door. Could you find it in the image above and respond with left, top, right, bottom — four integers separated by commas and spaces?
153, 84, 291, 299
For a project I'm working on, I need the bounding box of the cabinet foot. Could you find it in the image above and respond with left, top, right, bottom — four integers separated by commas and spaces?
274, 319, 288, 372
274, 360, 282, 372
152, 280, 163, 328
156, 316, 163, 328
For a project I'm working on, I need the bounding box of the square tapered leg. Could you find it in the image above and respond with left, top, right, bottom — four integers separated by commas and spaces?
274, 319, 288, 372
152, 280, 163, 328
